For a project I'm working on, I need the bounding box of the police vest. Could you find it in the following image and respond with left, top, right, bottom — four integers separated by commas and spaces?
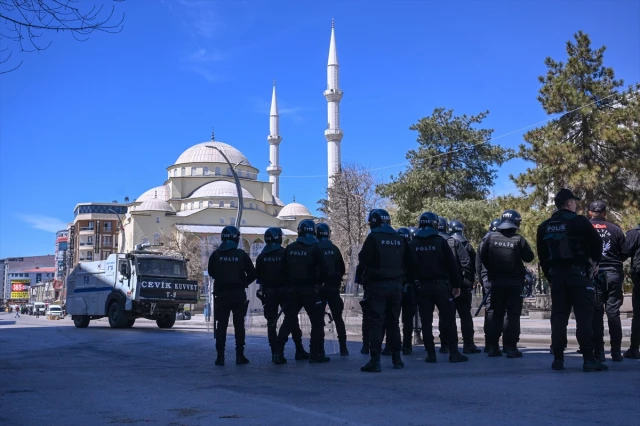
212, 248, 247, 293
485, 232, 525, 279
318, 240, 340, 285
285, 242, 317, 286
373, 232, 406, 279
257, 247, 285, 288
412, 235, 449, 281
542, 213, 588, 264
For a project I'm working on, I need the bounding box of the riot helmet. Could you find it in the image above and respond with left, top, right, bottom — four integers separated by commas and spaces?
418, 212, 439, 229
316, 223, 331, 239
497, 210, 522, 230
368, 209, 391, 229
297, 219, 316, 236
397, 227, 412, 241
448, 220, 464, 235
489, 218, 501, 232
264, 227, 283, 245
437, 216, 448, 233
221, 226, 240, 243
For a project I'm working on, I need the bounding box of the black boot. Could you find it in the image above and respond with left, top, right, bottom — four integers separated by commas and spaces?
551, 357, 565, 370
463, 342, 481, 354
236, 348, 249, 365
593, 347, 606, 363
449, 350, 469, 363
215, 351, 224, 366
402, 339, 413, 356
392, 351, 404, 369
309, 352, 330, 363
425, 349, 437, 363
583, 355, 609, 372
295, 344, 310, 360
272, 352, 287, 365
610, 346, 623, 362
339, 337, 349, 356
505, 347, 523, 358
487, 346, 503, 357
623, 348, 640, 359
361, 352, 381, 372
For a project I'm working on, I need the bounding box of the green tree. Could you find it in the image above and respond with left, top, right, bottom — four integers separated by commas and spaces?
377, 108, 513, 218
512, 31, 640, 213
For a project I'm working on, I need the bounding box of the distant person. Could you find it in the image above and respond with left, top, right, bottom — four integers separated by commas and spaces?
15, 306, 20, 318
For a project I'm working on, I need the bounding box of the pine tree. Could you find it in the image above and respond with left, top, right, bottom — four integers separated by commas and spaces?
512, 31, 640, 212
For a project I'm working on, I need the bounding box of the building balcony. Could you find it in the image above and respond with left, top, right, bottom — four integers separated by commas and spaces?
78, 245, 93, 251
324, 129, 343, 142
79, 227, 95, 235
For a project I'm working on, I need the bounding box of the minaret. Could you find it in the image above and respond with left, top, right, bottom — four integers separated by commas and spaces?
267, 80, 282, 198
324, 18, 343, 189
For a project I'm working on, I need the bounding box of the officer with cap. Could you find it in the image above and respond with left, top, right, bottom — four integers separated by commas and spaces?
588, 200, 628, 362
622, 222, 640, 359
411, 212, 469, 363
397, 227, 417, 355
480, 209, 534, 358
537, 189, 607, 371
255, 227, 309, 362
476, 218, 503, 352
208, 226, 257, 366
316, 223, 349, 355
438, 217, 478, 354
357, 209, 416, 372
272, 219, 328, 365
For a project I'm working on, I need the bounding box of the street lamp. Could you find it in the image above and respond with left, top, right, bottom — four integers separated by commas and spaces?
206, 145, 244, 231
109, 209, 125, 252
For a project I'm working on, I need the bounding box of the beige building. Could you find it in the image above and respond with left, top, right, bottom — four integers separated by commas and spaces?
70, 203, 128, 264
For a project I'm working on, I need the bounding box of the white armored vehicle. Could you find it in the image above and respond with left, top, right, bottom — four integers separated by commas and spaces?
66, 246, 199, 329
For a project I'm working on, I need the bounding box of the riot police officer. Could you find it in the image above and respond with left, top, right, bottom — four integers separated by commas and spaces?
480, 210, 534, 358
356, 209, 416, 372
411, 212, 468, 363
623, 223, 640, 359
477, 218, 503, 352
397, 227, 417, 355
437, 217, 477, 354
588, 200, 627, 362
255, 227, 309, 361
316, 223, 349, 355
537, 189, 607, 371
207, 226, 257, 366
272, 219, 329, 365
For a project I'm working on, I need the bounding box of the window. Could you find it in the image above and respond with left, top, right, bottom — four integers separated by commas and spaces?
199, 201, 203, 209
103, 236, 112, 247
142, 237, 150, 245
103, 222, 112, 232
191, 167, 196, 176
208, 201, 214, 208
87, 236, 93, 244
174, 169, 178, 177
219, 201, 224, 207
229, 218, 235, 226
153, 233, 161, 246
181, 167, 186, 176
227, 168, 232, 176
215, 167, 221, 176
230, 201, 236, 208
237, 170, 243, 177
203, 166, 209, 176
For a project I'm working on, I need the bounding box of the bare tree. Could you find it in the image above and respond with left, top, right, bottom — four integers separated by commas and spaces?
0, 0, 125, 73
158, 231, 203, 286
317, 162, 384, 273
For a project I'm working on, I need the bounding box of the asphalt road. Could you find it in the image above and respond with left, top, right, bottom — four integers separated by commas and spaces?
1, 313, 638, 426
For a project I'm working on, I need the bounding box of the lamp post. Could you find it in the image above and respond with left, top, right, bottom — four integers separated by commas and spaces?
205, 145, 244, 231
109, 209, 125, 252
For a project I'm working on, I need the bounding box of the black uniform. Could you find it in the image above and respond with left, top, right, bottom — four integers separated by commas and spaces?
623, 225, 640, 357
317, 238, 348, 352
439, 232, 475, 351
589, 216, 627, 357
255, 245, 306, 356
356, 225, 415, 365
274, 236, 328, 361
208, 246, 257, 357
480, 229, 534, 355
410, 228, 465, 359
477, 231, 508, 349
537, 209, 602, 361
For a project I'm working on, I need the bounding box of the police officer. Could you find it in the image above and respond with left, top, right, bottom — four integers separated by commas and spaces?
437, 217, 478, 354
537, 189, 607, 372
397, 227, 417, 355
316, 223, 349, 356
476, 218, 502, 352
272, 219, 329, 365
207, 226, 257, 366
588, 200, 627, 362
255, 227, 309, 362
623, 223, 640, 359
480, 210, 534, 358
357, 209, 416, 372
410, 212, 468, 363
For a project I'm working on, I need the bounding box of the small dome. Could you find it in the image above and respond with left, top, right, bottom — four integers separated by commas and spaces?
136, 199, 174, 212
136, 185, 169, 202
277, 202, 312, 218
189, 180, 255, 200
174, 142, 251, 167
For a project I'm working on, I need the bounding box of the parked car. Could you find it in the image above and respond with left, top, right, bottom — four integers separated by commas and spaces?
45, 305, 64, 318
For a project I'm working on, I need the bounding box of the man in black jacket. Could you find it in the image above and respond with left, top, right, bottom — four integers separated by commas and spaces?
623, 223, 640, 359
208, 226, 257, 366
589, 200, 627, 362
480, 210, 535, 358
537, 189, 607, 372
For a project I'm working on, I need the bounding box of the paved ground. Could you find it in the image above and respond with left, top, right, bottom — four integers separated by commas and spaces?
1, 313, 638, 426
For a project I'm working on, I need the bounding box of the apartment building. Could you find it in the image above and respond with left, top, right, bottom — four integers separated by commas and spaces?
70, 202, 128, 265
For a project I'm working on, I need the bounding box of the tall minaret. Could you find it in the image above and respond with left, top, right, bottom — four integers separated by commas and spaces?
324, 18, 343, 188
267, 80, 282, 198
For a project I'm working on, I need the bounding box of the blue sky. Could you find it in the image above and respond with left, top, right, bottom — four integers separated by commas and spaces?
1, 0, 638, 258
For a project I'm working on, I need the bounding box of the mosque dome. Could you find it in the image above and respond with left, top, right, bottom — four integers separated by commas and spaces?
174, 142, 252, 167
189, 180, 255, 200
136, 199, 175, 212
277, 202, 312, 219
136, 185, 170, 202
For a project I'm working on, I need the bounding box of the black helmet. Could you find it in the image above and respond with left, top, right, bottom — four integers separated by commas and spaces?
297, 219, 316, 236
221, 226, 240, 243
409, 227, 418, 238
437, 216, 448, 233
368, 209, 391, 229
489, 218, 501, 232
264, 227, 283, 244
418, 212, 438, 229
497, 210, 522, 230
448, 220, 464, 235
316, 223, 331, 239
397, 227, 411, 241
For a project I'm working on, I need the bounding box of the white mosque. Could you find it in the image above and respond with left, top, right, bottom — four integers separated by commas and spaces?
120, 21, 343, 258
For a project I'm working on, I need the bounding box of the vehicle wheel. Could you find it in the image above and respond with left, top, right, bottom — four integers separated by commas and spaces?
108, 301, 128, 328
156, 314, 176, 329
73, 315, 90, 328
126, 319, 136, 328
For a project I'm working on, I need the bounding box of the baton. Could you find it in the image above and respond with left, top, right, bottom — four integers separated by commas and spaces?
474, 287, 492, 317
